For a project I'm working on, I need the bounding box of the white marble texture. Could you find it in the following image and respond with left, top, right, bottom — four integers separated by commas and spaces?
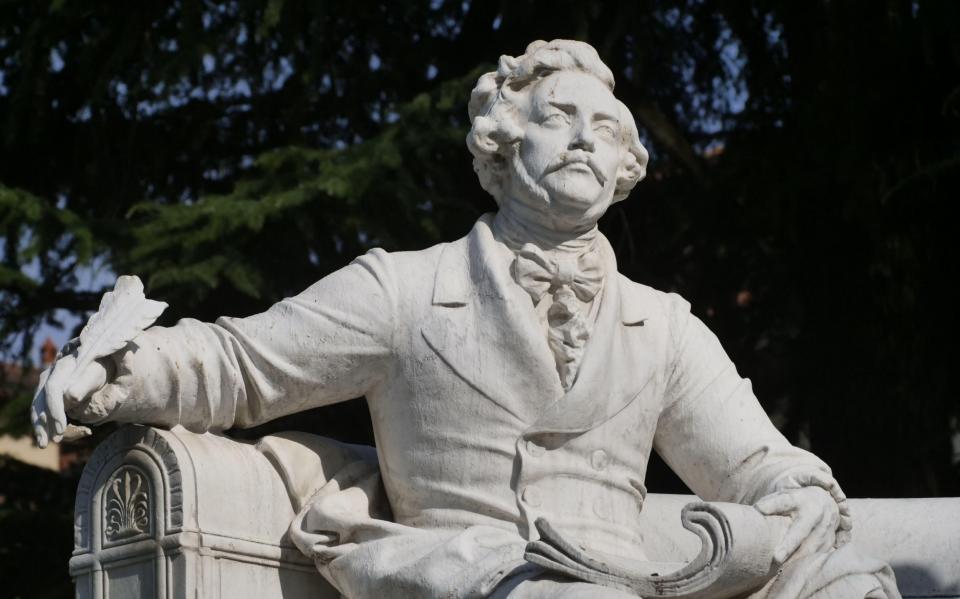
73, 426, 955, 599
37, 40, 905, 598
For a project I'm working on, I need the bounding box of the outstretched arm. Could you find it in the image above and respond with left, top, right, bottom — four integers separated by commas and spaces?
49, 248, 398, 434
653, 293, 851, 563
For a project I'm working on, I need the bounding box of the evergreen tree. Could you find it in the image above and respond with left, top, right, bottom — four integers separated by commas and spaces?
1, 2, 958, 594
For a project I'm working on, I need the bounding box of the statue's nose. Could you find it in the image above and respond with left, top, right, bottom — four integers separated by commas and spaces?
570, 122, 596, 153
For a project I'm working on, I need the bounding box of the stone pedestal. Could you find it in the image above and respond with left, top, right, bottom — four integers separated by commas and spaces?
70, 425, 337, 598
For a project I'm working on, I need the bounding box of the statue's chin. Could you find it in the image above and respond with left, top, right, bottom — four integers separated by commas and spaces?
501, 167, 611, 233
543, 185, 611, 230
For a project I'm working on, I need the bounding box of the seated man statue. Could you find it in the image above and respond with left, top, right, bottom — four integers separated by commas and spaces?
32, 40, 900, 598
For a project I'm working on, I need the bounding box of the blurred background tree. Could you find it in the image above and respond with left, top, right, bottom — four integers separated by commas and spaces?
1, 1, 958, 595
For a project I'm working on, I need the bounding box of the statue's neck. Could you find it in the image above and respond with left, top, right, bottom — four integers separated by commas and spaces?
492, 202, 599, 254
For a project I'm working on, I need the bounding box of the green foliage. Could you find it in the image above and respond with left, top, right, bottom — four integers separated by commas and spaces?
0, 457, 76, 599
0, 184, 96, 360
0, 386, 32, 438
118, 68, 486, 314
1, 0, 959, 593
0, 2, 957, 572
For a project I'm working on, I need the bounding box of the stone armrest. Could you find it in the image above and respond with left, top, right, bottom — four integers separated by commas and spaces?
71, 426, 960, 598
70, 425, 337, 598
639, 495, 960, 599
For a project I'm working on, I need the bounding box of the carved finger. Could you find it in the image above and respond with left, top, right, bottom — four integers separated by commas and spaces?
34, 425, 49, 449
30, 394, 49, 448
45, 353, 81, 435
44, 381, 67, 436
65, 361, 108, 405
755, 493, 798, 516
31, 365, 55, 447
836, 498, 852, 520
810, 503, 838, 553
838, 512, 853, 531
793, 470, 847, 504
774, 507, 821, 564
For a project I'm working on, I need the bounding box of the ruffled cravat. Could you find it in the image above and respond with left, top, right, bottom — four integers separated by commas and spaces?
512, 243, 604, 304
512, 243, 604, 390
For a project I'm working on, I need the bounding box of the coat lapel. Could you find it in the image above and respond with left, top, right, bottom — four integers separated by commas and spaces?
420, 216, 563, 423
421, 215, 659, 433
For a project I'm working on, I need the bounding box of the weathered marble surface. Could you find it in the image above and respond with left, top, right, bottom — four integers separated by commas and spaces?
643, 495, 960, 599
71, 425, 336, 599
40, 39, 910, 598
73, 426, 958, 598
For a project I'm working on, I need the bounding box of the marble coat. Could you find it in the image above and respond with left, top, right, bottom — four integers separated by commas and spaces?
95, 214, 845, 597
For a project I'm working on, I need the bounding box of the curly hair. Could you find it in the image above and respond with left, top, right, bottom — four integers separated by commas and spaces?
466, 39, 649, 206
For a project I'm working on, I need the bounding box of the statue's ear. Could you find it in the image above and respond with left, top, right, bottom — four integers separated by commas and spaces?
614, 142, 648, 202
632, 140, 650, 176
612, 100, 649, 202
467, 116, 500, 155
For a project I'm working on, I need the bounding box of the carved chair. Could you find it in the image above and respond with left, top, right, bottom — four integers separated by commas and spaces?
71, 425, 960, 599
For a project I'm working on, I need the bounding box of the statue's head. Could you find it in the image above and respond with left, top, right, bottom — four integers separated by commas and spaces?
467, 40, 649, 232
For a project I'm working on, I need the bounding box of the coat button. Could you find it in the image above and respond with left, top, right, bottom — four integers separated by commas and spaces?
526, 440, 545, 457
590, 449, 608, 471
522, 486, 542, 507
593, 498, 610, 519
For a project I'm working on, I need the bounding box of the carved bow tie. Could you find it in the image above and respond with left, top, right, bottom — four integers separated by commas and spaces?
512, 243, 604, 304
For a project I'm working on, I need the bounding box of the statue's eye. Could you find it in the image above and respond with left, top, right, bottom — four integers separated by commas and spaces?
542, 113, 570, 127
594, 124, 617, 138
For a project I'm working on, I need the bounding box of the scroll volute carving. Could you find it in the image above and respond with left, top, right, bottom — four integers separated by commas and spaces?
526, 502, 788, 599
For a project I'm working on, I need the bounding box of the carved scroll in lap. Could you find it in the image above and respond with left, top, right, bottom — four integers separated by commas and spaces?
524, 502, 788, 599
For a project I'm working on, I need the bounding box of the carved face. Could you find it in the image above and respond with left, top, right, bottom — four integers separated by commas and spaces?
511, 71, 624, 230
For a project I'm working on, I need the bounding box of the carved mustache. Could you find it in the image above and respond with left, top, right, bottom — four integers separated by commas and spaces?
541, 151, 607, 186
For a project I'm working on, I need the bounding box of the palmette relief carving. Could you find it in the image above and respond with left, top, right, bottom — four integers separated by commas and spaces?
103, 466, 151, 541
75, 426, 182, 551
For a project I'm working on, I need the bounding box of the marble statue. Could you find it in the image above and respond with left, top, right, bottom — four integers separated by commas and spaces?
32, 40, 901, 598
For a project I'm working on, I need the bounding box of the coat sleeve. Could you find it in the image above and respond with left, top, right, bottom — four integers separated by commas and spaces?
652, 293, 851, 538
75, 248, 398, 432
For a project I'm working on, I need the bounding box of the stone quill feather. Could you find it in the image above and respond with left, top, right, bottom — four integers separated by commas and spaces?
72, 275, 167, 375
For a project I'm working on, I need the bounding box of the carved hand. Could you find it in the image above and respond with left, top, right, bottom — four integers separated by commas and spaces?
755, 486, 841, 564
31, 275, 166, 448
31, 346, 118, 447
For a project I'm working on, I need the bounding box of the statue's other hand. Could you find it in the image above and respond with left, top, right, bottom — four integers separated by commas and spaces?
755, 486, 840, 565
31, 351, 112, 448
